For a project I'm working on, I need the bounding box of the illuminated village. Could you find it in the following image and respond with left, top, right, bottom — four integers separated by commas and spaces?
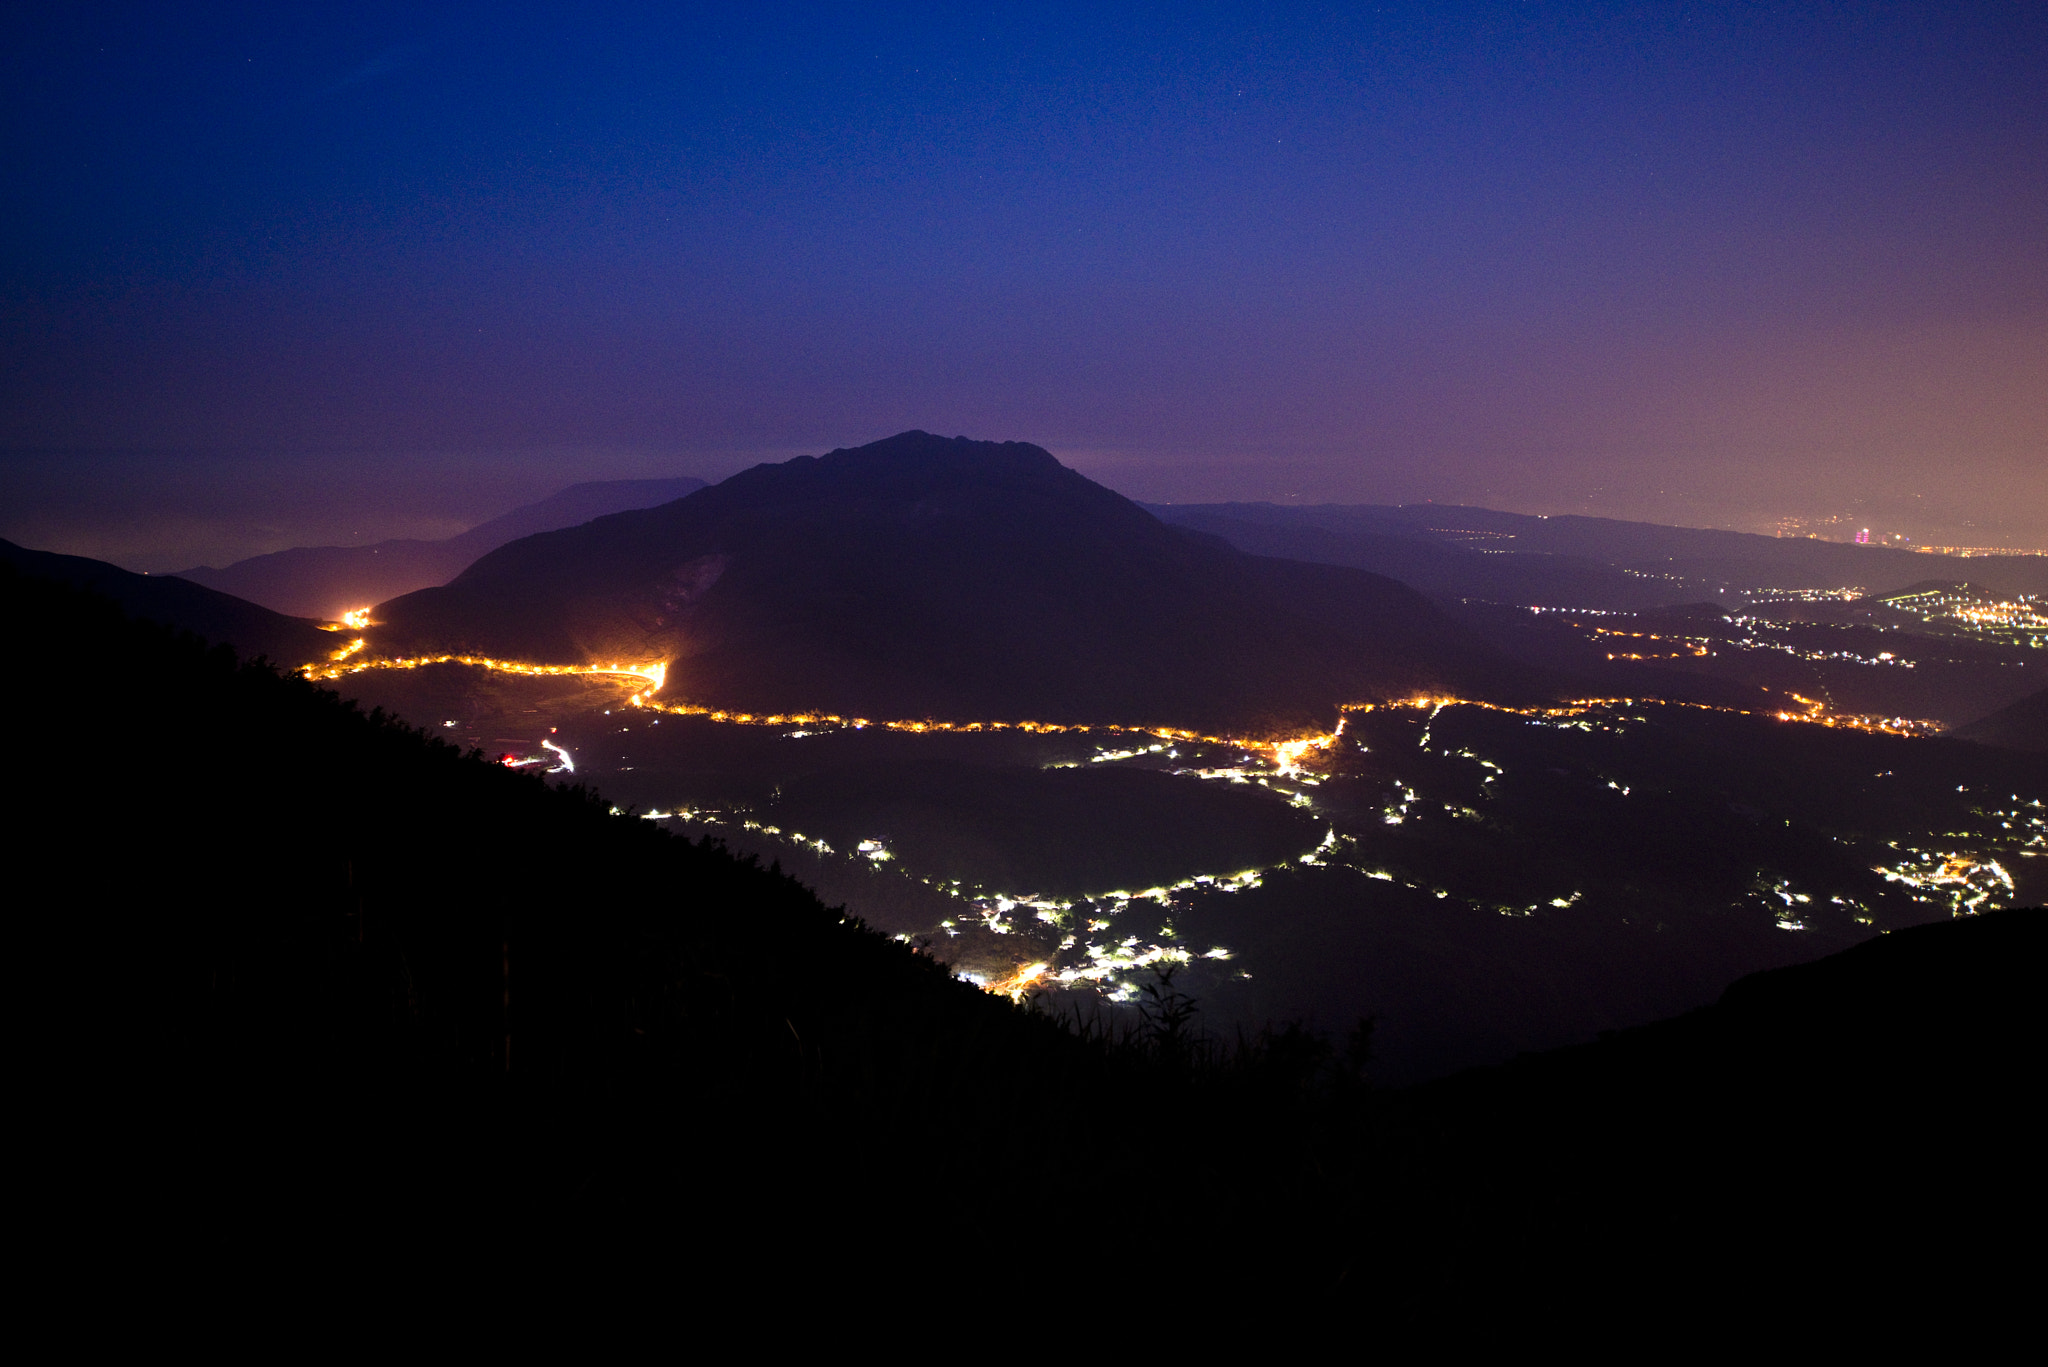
297, 608, 2039, 1010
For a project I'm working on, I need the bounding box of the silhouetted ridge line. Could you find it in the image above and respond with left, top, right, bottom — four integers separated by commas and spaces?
173, 475, 709, 618
369, 431, 1547, 735
1953, 685, 2048, 752
0, 536, 333, 665
1152, 499, 2048, 602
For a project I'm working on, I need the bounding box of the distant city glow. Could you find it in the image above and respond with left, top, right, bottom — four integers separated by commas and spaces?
1877, 587, 2047, 648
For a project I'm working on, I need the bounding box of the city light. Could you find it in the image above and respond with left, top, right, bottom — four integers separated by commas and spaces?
305, 652, 669, 695
299, 639, 1981, 1006
1878, 587, 2047, 647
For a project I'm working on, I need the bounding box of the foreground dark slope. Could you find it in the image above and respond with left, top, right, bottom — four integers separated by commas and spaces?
371, 433, 1536, 734
176, 476, 707, 619
10, 560, 1062, 1102
1421, 908, 2038, 1316
8, 563, 2033, 1324
9, 561, 1133, 1251
1, 536, 333, 664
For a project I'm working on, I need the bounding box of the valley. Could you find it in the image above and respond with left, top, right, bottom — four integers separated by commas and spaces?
325, 654, 2044, 1081
21, 432, 2042, 1082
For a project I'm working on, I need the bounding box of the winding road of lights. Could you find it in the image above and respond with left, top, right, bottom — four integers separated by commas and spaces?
304, 640, 1944, 767
303, 650, 667, 694
301, 640, 1977, 1002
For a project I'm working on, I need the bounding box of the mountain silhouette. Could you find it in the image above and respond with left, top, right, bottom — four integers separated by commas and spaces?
367, 432, 1539, 735
1, 537, 332, 665
1144, 503, 1695, 610
1150, 500, 2048, 602
175, 476, 707, 619
1418, 907, 2038, 1320
1953, 686, 2048, 752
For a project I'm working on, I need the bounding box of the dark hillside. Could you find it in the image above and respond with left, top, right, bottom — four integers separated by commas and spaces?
1953, 686, 2048, 752
6, 560, 1396, 1306
8, 561, 1218, 1311
370, 432, 1540, 735
1, 536, 333, 664
1148, 504, 1693, 610
8, 557, 1077, 1142
8, 564, 2031, 1325
1416, 910, 2040, 1315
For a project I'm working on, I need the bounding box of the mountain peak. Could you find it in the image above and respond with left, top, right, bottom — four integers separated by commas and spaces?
368, 434, 1535, 734
829, 429, 1057, 467
716, 431, 1075, 503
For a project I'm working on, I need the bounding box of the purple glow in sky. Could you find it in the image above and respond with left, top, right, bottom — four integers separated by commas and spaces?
4, 3, 2043, 568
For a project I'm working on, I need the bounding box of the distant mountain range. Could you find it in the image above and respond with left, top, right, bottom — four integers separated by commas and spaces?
0, 537, 333, 665
368, 432, 1544, 735
13, 445, 2038, 741
1150, 501, 2048, 607
174, 476, 707, 619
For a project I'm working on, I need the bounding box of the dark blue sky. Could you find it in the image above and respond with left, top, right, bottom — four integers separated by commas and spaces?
4, 2, 2043, 567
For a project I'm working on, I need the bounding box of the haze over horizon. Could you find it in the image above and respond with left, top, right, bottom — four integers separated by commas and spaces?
5, 3, 2044, 568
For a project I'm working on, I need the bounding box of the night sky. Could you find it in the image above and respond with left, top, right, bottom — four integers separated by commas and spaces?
4, 2, 2043, 569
